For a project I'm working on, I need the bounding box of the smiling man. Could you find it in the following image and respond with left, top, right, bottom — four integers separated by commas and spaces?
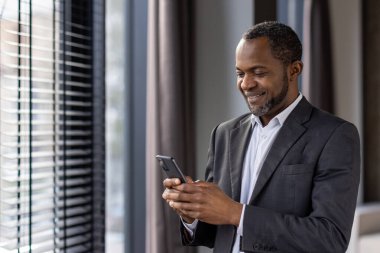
162, 21, 360, 253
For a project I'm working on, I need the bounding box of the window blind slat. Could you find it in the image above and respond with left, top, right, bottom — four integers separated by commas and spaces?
1, 62, 92, 75
1, 52, 93, 67
1, 97, 91, 106
1, 139, 92, 148
2, 86, 93, 97
1, 130, 92, 137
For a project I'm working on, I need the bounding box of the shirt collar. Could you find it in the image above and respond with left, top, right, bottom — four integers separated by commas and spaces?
250, 93, 303, 128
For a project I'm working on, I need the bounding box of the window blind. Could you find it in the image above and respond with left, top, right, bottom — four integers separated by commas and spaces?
0, 0, 105, 252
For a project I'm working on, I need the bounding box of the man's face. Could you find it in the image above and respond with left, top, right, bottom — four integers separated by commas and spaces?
235, 37, 297, 125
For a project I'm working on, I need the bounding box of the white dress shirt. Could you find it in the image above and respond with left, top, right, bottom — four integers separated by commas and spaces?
184, 94, 303, 253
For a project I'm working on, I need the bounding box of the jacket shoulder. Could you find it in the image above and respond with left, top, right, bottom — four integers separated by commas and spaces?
308, 107, 355, 130
291, 98, 357, 131
216, 113, 251, 132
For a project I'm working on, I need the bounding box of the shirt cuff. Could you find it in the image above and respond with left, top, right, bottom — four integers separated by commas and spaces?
181, 218, 199, 238
237, 204, 246, 237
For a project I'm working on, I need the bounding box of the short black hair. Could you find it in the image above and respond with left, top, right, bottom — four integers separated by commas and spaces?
243, 21, 302, 65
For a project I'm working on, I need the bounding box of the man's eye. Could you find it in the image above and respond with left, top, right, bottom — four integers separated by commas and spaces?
254, 72, 267, 77
236, 72, 244, 78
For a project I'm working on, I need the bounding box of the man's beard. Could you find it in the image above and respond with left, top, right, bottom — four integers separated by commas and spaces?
249, 74, 289, 117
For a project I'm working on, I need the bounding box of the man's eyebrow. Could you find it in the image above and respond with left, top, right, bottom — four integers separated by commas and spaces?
235, 66, 267, 71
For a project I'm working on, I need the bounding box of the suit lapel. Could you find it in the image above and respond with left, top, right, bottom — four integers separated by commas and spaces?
249, 98, 313, 204
229, 115, 252, 201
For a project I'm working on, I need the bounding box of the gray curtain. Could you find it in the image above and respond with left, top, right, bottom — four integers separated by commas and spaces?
146, 0, 196, 253
302, 0, 334, 113
363, 0, 380, 202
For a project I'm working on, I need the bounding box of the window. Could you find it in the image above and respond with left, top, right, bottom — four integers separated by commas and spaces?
0, 0, 105, 252
105, 0, 124, 251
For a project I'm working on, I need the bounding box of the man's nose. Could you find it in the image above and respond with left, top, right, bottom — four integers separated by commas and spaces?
240, 75, 257, 90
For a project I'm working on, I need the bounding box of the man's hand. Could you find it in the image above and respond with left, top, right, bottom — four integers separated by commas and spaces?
163, 180, 243, 226
162, 177, 195, 224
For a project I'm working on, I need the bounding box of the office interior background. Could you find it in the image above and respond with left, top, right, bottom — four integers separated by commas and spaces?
1, 0, 380, 252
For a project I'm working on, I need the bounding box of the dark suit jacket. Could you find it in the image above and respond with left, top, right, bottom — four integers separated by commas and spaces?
181, 98, 360, 253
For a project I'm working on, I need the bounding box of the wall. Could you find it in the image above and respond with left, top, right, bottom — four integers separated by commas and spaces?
329, 0, 362, 137
329, 0, 363, 202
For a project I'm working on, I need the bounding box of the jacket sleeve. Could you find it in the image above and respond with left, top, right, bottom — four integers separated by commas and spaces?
240, 122, 361, 253
180, 125, 219, 248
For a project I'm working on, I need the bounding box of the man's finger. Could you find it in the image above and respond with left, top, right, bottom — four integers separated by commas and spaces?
170, 199, 203, 211
174, 181, 209, 193
162, 188, 180, 200
163, 178, 182, 188
166, 190, 197, 203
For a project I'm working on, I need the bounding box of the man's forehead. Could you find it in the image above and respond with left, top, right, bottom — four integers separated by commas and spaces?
237, 37, 269, 48
236, 37, 272, 59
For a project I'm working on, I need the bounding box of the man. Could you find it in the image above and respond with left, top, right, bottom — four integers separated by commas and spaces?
162, 21, 360, 253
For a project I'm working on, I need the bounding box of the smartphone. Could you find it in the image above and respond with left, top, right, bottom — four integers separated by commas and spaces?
155, 155, 187, 183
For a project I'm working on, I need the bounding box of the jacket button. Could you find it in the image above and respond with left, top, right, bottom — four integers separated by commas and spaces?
253, 243, 260, 250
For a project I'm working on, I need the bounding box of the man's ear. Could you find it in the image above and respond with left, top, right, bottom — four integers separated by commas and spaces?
288, 60, 303, 82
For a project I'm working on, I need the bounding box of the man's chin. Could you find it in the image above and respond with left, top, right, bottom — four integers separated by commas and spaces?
250, 109, 262, 117
250, 106, 269, 117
